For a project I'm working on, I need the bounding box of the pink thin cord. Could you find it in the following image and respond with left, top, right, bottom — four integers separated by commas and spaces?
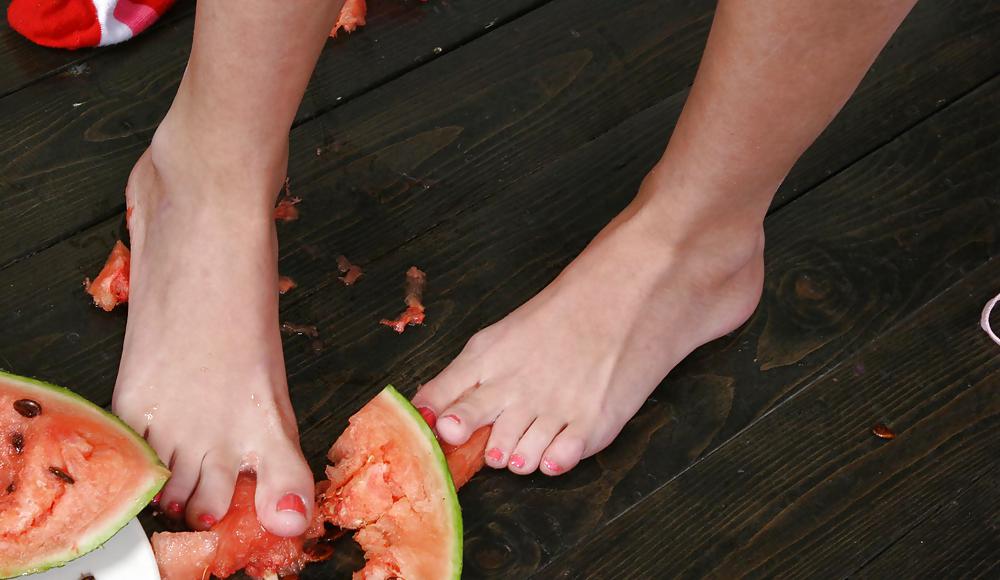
982, 292, 1000, 346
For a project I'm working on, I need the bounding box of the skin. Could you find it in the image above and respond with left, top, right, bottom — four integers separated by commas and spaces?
111, 0, 916, 537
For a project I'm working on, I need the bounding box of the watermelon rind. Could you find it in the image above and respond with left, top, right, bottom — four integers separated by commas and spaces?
380, 385, 463, 580
0, 370, 169, 578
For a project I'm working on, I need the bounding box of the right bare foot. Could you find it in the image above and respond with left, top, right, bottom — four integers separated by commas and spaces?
111, 112, 313, 536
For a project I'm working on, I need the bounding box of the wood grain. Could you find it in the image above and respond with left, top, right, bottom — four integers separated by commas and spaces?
0, 0, 553, 268
854, 470, 999, 579
538, 256, 1000, 579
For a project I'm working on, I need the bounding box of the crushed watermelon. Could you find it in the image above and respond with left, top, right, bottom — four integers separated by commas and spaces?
380, 266, 427, 333
83, 240, 130, 311
153, 473, 327, 580
152, 388, 489, 579
331, 0, 367, 36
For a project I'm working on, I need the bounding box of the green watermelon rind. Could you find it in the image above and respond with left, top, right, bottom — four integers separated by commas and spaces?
0, 370, 169, 579
380, 385, 463, 580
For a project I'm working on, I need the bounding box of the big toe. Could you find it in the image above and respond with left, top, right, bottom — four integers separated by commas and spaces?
185, 449, 239, 530
253, 443, 315, 537
435, 387, 503, 446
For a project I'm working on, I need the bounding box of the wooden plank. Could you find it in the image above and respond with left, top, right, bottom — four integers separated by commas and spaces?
0, 0, 997, 273
285, 73, 1000, 578
854, 471, 999, 579
0, 0, 193, 99
0, 0, 552, 268
538, 257, 1000, 578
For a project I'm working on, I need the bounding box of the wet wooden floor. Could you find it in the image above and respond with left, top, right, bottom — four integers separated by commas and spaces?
0, 0, 997, 577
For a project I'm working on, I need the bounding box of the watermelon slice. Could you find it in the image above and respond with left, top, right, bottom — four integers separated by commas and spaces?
319, 385, 463, 579
153, 386, 485, 579
0, 371, 169, 577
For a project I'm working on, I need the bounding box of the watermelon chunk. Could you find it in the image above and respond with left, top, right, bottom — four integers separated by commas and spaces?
83, 240, 130, 311
0, 371, 169, 577
152, 386, 487, 579
319, 386, 462, 579
153, 473, 327, 580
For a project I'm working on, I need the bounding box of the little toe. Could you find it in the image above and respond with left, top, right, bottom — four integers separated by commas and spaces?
185, 450, 239, 530
158, 449, 204, 518
253, 444, 315, 537
509, 417, 566, 475
411, 351, 481, 427
540, 425, 587, 476
484, 410, 535, 469
435, 386, 504, 446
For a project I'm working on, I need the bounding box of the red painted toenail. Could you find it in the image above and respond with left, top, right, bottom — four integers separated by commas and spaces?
542, 459, 562, 474
441, 414, 461, 425
509, 454, 525, 469
166, 501, 183, 515
486, 448, 503, 463
417, 406, 437, 428
151, 492, 162, 506
198, 513, 217, 528
276, 493, 307, 515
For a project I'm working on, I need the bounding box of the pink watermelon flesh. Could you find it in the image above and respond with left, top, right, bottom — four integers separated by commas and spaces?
0, 372, 168, 577
153, 387, 489, 579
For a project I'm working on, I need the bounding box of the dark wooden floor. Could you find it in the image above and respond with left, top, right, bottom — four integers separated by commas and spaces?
1, 0, 998, 578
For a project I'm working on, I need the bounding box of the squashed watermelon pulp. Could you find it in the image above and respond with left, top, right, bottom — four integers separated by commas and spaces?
0, 371, 169, 577
153, 386, 488, 579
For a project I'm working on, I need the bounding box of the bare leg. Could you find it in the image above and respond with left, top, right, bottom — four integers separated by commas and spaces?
414, 0, 917, 475
112, 0, 345, 536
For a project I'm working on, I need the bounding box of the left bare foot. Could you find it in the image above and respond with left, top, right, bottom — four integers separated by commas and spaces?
413, 179, 765, 476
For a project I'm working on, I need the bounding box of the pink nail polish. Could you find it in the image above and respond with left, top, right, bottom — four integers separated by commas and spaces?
509, 454, 525, 469
276, 493, 307, 515
198, 513, 217, 529
441, 414, 461, 425
151, 492, 162, 506
417, 406, 437, 428
166, 501, 183, 515
486, 448, 503, 463
542, 459, 562, 474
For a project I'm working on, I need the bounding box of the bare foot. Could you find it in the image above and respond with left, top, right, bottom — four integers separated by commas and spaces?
413, 177, 765, 476
111, 115, 313, 535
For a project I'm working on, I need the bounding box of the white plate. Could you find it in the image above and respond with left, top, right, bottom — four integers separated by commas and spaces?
30, 518, 160, 580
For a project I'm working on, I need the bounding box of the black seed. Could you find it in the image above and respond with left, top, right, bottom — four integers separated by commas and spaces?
5, 482, 14, 494
80, 575, 95, 580
11, 432, 23, 454
49, 466, 75, 484
13, 399, 41, 418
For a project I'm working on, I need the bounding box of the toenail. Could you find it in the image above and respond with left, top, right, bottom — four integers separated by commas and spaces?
509, 454, 525, 469
151, 492, 162, 506
441, 414, 461, 425
542, 459, 562, 474
166, 501, 183, 515
417, 406, 437, 428
486, 448, 504, 463
198, 513, 217, 529
276, 493, 307, 515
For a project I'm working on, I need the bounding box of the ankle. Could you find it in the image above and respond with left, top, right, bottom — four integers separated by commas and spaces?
618, 200, 764, 285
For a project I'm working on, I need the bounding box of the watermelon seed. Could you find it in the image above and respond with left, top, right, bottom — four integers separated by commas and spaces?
80, 575, 95, 580
48, 466, 75, 484
10, 432, 23, 454
5, 482, 13, 494
13, 399, 42, 418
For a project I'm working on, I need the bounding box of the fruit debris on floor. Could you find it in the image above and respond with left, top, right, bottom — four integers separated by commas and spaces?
83, 240, 131, 311
380, 266, 428, 333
